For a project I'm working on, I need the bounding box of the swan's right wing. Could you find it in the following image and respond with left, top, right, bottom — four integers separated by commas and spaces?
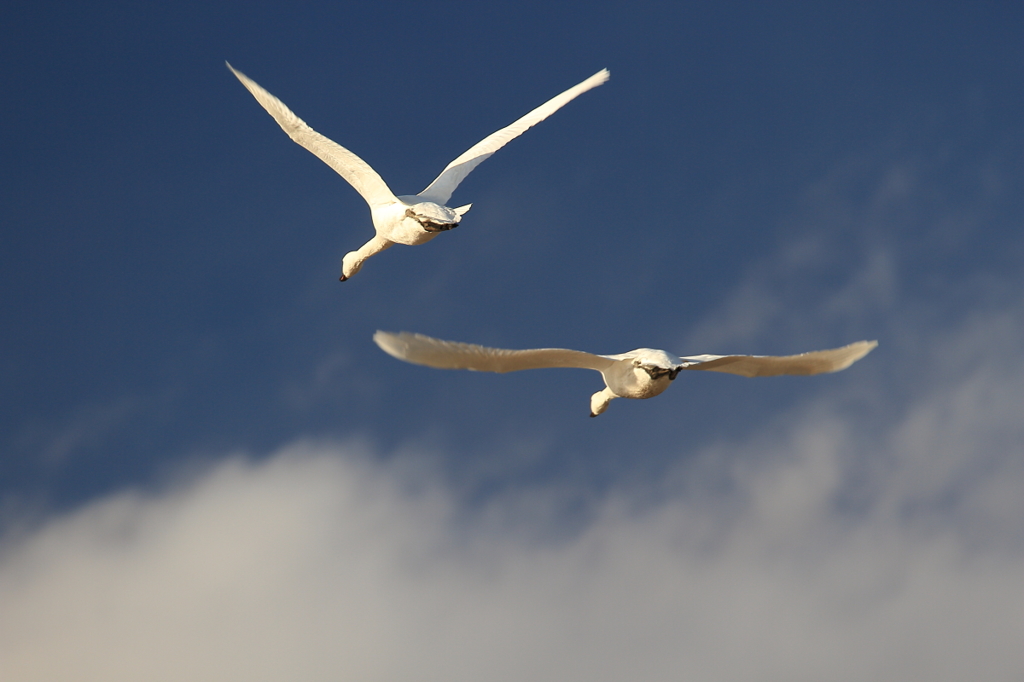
374, 331, 616, 374
679, 340, 877, 377
416, 69, 609, 205
228, 63, 397, 209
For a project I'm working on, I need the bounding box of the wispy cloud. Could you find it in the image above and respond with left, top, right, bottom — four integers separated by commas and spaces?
9, 397, 139, 467
681, 133, 1021, 356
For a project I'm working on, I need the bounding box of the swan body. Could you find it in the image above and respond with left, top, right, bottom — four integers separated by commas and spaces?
373, 331, 877, 417
227, 63, 609, 280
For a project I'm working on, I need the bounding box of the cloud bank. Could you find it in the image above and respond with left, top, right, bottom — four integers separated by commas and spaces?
2, 297, 1022, 682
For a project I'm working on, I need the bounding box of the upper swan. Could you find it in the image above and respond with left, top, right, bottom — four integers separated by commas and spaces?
228, 63, 609, 280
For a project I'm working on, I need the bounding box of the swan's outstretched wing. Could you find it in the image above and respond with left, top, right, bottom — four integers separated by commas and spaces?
679, 340, 877, 377
374, 331, 616, 374
227, 63, 397, 209
416, 69, 610, 205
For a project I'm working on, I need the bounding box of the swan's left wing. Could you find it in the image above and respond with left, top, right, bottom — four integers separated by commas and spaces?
374, 331, 616, 374
228, 63, 397, 209
678, 340, 877, 377
416, 69, 609, 205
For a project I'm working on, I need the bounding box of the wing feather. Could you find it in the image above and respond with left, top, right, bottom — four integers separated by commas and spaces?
416, 69, 610, 204
374, 331, 615, 373
679, 340, 877, 377
227, 63, 397, 208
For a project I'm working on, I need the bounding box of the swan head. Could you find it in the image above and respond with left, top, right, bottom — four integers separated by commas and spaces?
339, 251, 364, 281
589, 388, 614, 417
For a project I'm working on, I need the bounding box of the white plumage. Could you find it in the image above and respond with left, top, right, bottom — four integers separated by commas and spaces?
227, 63, 609, 280
374, 331, 877, 416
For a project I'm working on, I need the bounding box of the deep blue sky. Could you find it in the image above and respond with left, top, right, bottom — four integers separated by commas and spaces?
1, 4, 1023, 677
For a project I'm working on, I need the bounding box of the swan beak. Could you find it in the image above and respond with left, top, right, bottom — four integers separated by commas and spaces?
589, 412, 598, 418
338, 274, 348, 282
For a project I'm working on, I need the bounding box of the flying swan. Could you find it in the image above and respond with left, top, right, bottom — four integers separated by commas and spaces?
227, 63, 609, 281
374, 331, 877, 417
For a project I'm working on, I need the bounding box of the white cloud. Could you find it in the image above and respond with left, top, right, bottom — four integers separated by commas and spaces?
2, 295, 1022, 682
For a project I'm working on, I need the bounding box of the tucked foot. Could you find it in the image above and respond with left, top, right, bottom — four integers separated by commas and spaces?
421, 222, 456, 233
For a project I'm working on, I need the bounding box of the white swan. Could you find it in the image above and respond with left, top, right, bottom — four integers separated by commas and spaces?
227, 63, 609, 280
374, 331, 877, 417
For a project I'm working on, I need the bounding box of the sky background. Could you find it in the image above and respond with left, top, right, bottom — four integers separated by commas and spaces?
2, 2, 1022, 679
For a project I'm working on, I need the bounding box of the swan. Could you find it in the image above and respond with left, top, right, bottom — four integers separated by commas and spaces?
374, 331, 877, 417
227, 63, 609, 280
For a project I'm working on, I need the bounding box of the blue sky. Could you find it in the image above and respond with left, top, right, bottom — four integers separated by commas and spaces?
2, 2, 1022, 679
